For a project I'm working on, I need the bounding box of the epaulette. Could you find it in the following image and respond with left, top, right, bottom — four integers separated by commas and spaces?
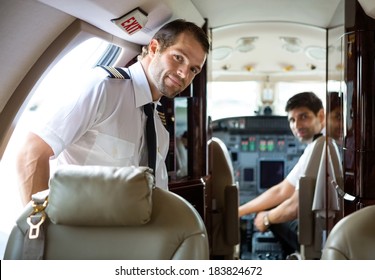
156, 104, 167, 126
100, 65, 167, 128
99, 65, 130, 79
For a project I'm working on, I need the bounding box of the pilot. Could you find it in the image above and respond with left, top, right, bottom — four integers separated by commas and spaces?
327, 91, 343, 145
15, 19, 209, 206
238, 91, 325, 258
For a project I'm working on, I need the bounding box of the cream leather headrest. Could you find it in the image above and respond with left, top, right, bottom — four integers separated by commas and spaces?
46, 165, 154, 226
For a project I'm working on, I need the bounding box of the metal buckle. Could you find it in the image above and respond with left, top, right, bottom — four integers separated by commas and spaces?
27, 198, 48, 239
27, 212, 46, 239
331, 179, 356, 202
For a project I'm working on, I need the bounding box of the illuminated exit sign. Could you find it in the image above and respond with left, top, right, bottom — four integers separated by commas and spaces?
112, 8, 148, 35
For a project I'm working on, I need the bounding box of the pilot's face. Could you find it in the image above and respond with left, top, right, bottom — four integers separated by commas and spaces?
148, 33, 206, 99
327, 107, 343, 143
288, 106, 324, 143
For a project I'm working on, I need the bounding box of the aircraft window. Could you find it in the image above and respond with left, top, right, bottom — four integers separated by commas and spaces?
208, 81, 260, 120
0, 37, 113, 256
274, 82, 326, 114
96, 44, 121, 66
208, 80, 327, 120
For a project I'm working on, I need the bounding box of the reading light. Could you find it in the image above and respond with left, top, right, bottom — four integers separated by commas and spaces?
282, 65, 294, 72
244, 65, 254, 72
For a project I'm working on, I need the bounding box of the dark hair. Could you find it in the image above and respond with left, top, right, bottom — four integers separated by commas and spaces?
328, 91, 341, 113
285, 91, 323, 115
140, 19, 210, 58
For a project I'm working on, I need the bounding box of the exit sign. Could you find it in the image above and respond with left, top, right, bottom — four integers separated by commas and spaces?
112, 8, 148, 35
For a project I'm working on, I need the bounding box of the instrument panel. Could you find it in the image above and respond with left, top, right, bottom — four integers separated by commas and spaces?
212, 115, 306, 259
212, 115, 306, 204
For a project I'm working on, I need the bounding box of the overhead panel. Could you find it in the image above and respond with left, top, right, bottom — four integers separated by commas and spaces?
38, 0, 204, 45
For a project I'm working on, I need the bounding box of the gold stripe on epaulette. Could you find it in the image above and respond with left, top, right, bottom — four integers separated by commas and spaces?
102, 66, 126, 79
157, 111, 167, 126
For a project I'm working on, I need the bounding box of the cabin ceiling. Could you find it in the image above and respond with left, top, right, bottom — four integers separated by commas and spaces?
38, 0, 347, 82
192, 0, 344, 81
1, 0, 375, 151
38, 0, 205, 45
192, 0, 342, 29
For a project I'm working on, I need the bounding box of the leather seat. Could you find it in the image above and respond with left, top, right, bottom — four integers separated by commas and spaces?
298, 136, 343, 259
3, 165, 209, 260
207, 137, 240, 259
321, 205, 375, 260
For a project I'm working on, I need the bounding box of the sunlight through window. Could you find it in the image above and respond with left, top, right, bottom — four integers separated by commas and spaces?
0, 38, 112, 257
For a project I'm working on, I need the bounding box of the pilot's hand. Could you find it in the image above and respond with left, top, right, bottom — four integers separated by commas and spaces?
254, 211, 269, 232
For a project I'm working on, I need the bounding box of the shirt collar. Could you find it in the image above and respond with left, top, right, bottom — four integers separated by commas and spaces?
321, 127, 326, 136
128, 61, 156, 108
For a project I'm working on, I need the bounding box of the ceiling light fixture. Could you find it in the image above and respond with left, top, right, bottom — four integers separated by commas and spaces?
212, 46, 233, 60
305, 46, 326, 60
235, 37, 258, 52
280, 36, 302, 53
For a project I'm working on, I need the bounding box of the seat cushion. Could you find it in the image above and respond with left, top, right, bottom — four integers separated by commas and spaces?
46, 165, 154, 226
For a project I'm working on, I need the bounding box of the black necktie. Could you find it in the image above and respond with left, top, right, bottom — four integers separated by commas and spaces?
143, 103, 156, 174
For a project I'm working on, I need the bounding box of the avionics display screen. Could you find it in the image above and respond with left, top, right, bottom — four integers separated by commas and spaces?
258, 160, 285, 190
243, 168, 254, 182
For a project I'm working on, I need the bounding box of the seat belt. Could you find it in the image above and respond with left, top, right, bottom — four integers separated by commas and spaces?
22, 190, 49, 259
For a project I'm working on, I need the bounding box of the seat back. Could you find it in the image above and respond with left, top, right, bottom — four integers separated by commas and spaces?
207, 137, 240, 259
298, 136, 343, 259
4, 166, 209, 260
321, 205, 375, 259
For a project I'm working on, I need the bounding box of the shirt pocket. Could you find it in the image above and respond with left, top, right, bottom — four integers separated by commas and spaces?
85, 133, 135, 165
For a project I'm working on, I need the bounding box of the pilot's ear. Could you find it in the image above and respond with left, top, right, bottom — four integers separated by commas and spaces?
148, 39, 159, 57
318, 108, 325, 123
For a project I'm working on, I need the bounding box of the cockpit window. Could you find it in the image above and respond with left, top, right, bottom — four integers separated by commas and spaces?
208, 81, 260, 120
208, 80, 326, 120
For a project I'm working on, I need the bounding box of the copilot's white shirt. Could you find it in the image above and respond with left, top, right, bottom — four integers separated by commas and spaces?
32, 62, 169, 189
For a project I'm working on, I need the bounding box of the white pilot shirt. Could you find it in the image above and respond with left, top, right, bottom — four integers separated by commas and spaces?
286, 128, 325, 190
31, 61, 169, 189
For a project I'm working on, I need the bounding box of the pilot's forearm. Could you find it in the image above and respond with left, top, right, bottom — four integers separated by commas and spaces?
238, 180, 294, 217
239, 190, 281, 217
268, 192, 299, 224
16, 133, 53, 206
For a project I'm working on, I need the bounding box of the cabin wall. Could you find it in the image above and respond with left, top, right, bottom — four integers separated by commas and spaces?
0, 1, 140, 157
343, 0, 375, 213
0, 0, 74, 157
